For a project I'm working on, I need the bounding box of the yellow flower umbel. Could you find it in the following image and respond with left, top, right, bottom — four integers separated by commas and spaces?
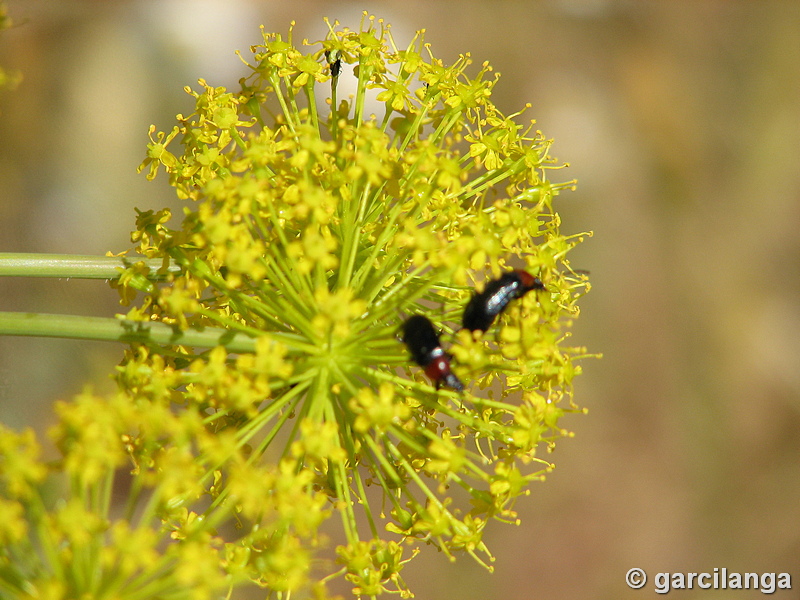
116, 13, 590, 598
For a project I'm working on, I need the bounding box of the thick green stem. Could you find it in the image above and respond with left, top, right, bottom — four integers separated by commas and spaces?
0, 253, 180, 279
0, 312, 258, 352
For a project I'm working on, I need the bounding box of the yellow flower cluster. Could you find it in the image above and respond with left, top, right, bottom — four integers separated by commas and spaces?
0, 387, 331, 599
0, 13, 593, 599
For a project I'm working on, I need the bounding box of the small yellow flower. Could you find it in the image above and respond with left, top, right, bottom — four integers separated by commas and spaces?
49, 391, 129, 486
0, 498, 27, 545
104, 521, 160, 576
0, 425, 47, 499
172, 538, 229, 600
137, 125, 180, 180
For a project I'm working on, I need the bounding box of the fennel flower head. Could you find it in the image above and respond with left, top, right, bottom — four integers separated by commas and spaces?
121, 13, 592, 597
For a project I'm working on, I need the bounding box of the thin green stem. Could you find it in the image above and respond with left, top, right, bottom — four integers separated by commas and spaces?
362, 435, 403, 490
385, 439, 445, 510
337, 181, 371, 291
334, 459, 359, 547
304, 81, 320, 133
352, 458, 379, 539
329, 75, 340, 141
248, 385, 309, 458
269, 73, 298, 133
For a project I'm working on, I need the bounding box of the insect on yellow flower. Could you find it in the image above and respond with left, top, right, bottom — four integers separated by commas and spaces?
0, 12, 595, 600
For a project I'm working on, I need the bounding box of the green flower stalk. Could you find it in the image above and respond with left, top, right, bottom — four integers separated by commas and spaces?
0, 13, 593, 600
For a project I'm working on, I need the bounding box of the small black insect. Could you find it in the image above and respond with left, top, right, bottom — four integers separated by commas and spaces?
325, 50, 342, 78
401, 315, 464, 392
462, 269, 546, 333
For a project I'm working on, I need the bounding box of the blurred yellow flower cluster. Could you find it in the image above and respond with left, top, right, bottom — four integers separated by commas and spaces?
0, 4, 21, 96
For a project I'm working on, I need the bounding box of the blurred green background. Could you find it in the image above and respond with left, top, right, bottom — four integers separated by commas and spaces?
2, 1, 799, 598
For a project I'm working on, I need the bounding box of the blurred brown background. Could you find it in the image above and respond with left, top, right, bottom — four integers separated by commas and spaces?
2, 1, 799, 598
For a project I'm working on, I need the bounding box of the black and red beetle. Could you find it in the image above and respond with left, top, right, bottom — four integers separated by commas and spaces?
401, 315, 464, 392
462, 269, 546, 333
